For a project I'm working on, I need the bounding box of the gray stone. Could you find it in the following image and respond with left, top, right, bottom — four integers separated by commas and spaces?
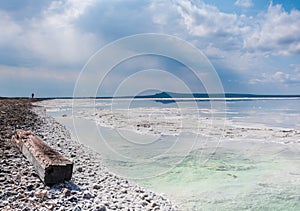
120, 188, 127, 194
63, 188, 71, 197
95, 205, 106, 211
77, 167, 84, 173
68, 196, 78, 203
74, 205, 82, 211
93, 184, 101, 190
83, 190, 93, 199
102, 201, 109, 206
0, 177, 6, 183
140, 200, 148, 207
151, 202, 159, 208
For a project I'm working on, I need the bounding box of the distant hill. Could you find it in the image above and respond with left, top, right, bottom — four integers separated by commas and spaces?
133, 92, 300, 99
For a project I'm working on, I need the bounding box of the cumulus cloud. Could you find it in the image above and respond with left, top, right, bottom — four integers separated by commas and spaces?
234, 0, 253, 8
0, 64, 77, 97
0, 11, 22, 46
169, 1, 300, 57
2, 0, 299, 68
143, 0, 250, 57
243, 4, 300, 56
0, 65, 77, 81
249, 71, 300, 85
174, 1, 240, 38
0, 0, 99, 67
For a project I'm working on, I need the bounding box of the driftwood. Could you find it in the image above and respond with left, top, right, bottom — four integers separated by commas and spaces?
12, 130, 73, 185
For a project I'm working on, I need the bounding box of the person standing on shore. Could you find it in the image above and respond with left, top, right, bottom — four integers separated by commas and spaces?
31, 93, 34, 98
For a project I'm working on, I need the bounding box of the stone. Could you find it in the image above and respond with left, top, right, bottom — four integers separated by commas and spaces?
0, 176, 6, 183
74, 205, 82, 211
102, 201, 109, 206
68, 196, 78, 203
6, 191, 18, 197
26, 184, 34, 191
63, 188, 71, 197
21, 206, 31, 211
140, 200, 148, 207
77, 167, 84, 173
93, 184, 101, 190
35, 190, 47, 199
83, 190, 93, 199
96, 205, 106, 211
109, 205, 117, 210
151, 202, 159, 208
120, 188, 127, 194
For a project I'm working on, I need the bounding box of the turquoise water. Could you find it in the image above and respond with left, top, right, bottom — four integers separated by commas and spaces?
43, 99, 300, 210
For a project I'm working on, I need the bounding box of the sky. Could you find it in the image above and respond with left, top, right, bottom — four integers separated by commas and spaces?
0, 0, 300, 97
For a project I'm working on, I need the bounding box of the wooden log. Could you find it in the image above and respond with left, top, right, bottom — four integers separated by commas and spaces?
12, 129, 73, 185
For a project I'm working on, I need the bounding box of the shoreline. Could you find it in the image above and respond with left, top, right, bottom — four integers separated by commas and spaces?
0, 99, 177, 210
36, 98, 300, 210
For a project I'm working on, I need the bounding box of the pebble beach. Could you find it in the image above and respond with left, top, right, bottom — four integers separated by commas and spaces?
0, 99, 177, 211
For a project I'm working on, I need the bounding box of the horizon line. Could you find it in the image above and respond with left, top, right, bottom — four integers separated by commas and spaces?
1, 92, 300, 99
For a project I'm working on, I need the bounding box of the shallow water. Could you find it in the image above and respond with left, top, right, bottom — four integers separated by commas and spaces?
38, 98, 300, 210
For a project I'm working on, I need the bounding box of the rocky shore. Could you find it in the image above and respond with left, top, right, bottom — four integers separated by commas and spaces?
0, 99, 177, 211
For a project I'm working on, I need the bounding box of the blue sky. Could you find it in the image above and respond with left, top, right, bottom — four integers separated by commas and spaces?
0, 0, 299, 97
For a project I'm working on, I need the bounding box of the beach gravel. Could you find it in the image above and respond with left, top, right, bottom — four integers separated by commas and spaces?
0, 99, 177, 210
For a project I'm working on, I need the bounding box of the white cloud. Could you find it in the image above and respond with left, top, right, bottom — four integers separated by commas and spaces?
0, 11, 22, 46
149, 0, 183, 34
20, 23, 98, 66
204, 44, 225, 60
0, 65, 77, 81
243, 4, 300, 56
146, 0, 252, 61
174, 1, 240, 38
234, 0, 253, 8
44, 0, 95, 27
168, 1, 300, 57
290, 64, 300, 72
2, 0, 299, 70
271, 71, 290, 83
0, 0, 100, 67
249, 71, 300, 85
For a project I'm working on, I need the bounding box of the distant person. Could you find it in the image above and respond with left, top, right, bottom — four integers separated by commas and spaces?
31, 93, 34, 98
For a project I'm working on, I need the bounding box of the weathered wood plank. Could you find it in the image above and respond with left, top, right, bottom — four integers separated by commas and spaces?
12, 130, 73, 185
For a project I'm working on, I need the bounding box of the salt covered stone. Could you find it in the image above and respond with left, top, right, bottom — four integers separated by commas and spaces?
35, 190, 47, 199
62, 188, 71, 197
83, 190, 93, 199
74, 205, 82, 211
93, 184, 101, 190
68, 196, 78, 203
97, 205, 107, 211
77, 166, 84, 173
